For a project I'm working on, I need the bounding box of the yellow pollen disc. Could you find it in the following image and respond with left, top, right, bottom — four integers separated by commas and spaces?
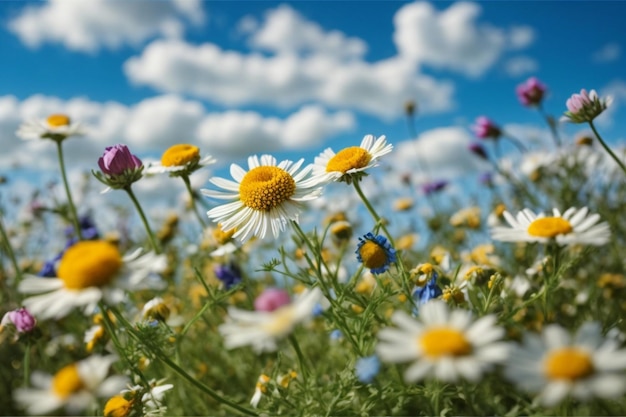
359, 241, 388, 269
420, 327, 472, 358
326, 147, 372, 174
104, 395, 133, 417
47, 114, 71, 127
239, 166, 296, 212
544, 347, 594, 381
262, 307, 295, 336
213, 223, 236, 245
161, 144, 200, 167
52, 364, 84, 398
57, 241, 122, 289
527, 217, 573, 238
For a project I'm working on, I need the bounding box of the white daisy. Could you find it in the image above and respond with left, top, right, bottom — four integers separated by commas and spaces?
491, 207, 610, 246
104, 380, 173, 417
376, 300, 509, 382
219, 287, 323, 353
202, 155, 322, 243
19, 240, 167, 320
14, 355, 127, 415
145, 144, 215, 177
505, 322, 626, 407
17, 113, 85, 142
312, 134, 393, 183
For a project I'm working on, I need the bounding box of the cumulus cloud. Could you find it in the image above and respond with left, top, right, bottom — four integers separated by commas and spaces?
503, 56, 538, 77
393, 2, 534, 77
8, 0, 204, 52
124, 39, 454, 118
592, 43, 621, 64
248, 5, 367, 59
196, 105, 354, 156
0, 94, 355, 171
389, 127, 490, 184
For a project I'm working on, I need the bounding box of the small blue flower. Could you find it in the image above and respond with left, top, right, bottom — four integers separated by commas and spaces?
355, 355, 381, 384
355, 232, 396, 275
412, 274, 442, 316
214, 263, 242, 289
330, 329, 343, 341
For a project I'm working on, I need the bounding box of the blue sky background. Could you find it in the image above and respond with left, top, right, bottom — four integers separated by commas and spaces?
0, 0, 625, 227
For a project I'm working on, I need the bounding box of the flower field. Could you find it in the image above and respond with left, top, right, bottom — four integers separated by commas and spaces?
2, 79, 626, 416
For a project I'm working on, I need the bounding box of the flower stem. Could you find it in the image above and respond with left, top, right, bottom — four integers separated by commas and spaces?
589, 121, 626, 176
0, 213, 22, 283
124, 185, 161, 254
107, 305, 257, 416
289, 334, 310, 381
23, 341, 30, 387
181, 175, 207, 229
538, 104, 561, 148
55, 141, 83, 240
352, 180, 394, 247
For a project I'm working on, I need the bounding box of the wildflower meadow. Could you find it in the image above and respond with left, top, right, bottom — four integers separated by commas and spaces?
2, 75, 626, 417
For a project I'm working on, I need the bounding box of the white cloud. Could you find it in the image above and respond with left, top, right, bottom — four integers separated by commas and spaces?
248, 5, 367, 59
124, 39, 454, 118
8, 0, 204, 52
503, 56, 538, 77
393, 2, 534, 77
390, 127, 490, 184
195, 105, 354, 157
592, 43, 621, 63
0, 94, 354, 171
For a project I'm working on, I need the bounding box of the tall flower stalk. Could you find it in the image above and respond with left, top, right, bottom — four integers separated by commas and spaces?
55, 141, 83, 240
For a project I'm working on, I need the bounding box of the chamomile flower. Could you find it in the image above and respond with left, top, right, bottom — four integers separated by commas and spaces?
202, 155, 322, 242
104, 380, 174, 417
17, 113, 85, 142
376, 300, 509, 382
505, 322, 626, 407
145, 144, 216, 177
491, 207, 610, 246
14, 355, 127, 415
18, 241, 166, 320
219, 287, 323, 353
356, 232, 396, 275
313, 134, 393, 184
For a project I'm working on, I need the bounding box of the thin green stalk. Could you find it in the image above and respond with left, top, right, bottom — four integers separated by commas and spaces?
23, 341, 30, 387
107, 306, 257, 416
589, 120, 626, 176
538, 104, 562, 148
0, 214, 22, 283
288, 334, 309, 381
181, 175, 208, 228
55, 141, 83, 240
352, 180, 395, 246
124, 185, 161, 254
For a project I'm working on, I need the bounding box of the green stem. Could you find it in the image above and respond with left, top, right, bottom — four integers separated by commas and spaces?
55, 141, 83, 240
181, 175, 208, 229
289, 334, 309, 381
124, 186, 161, 254
107, 306, 257, 416
538, 104, 562, 148
0, 213, 22, 283
352, 180, 395, 246
23, 342, 30, 387
589, 121, 626, 176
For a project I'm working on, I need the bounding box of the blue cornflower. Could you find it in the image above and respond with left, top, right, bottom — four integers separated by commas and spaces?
355, 233, 396, 275
355, 355, 381, 384
214, 263, 242, 289
412, 274, 442, 315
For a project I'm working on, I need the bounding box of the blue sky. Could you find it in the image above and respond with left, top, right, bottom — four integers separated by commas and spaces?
1, 0, 625, 221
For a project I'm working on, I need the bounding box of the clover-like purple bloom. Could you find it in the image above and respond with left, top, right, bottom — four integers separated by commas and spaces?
254, 288, 291, 312
1, 308, 37, 333
98, 144, 142, 177
469, 143, 489, 160
214, 263, 242, 290
421, 180, 448, 195
516, 77, 546, 107
472, 117, 501, 140
563, 89, 611, 123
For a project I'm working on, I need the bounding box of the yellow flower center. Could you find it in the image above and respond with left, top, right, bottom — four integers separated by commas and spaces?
104, 395, 133, 417
47, 114, 71, 127
419, 327, 472, 358
213, 223, 236, 245
262, 306, 295, 336
52, 364, 84, 398
239, 166, 296, 212
544, 347, 594, 381
527, 217, 573, 238
326, 147, 372, 174
57, 241, 123, 289
161, 144, 200, 167
359, 241, 388, 270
